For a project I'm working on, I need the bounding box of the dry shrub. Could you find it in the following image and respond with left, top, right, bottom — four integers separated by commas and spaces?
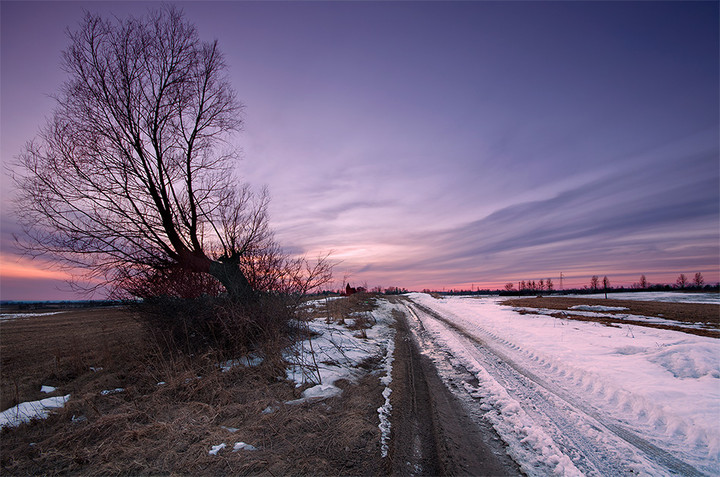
322, 293, 377, 326
134, 294, 298, 365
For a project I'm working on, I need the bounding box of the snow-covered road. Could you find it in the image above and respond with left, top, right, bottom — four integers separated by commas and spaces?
403, 293, 719, 476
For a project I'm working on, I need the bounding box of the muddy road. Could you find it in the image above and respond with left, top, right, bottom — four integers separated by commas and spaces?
388, 305, 521, 476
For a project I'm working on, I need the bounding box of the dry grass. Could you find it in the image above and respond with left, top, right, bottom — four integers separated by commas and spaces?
0, 304, 387, 475
502, 296, 720, 338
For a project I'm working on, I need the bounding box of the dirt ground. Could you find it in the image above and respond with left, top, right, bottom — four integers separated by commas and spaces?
0, 305, 386, 475
388, 303, 521, 476
501, 296, 719, 338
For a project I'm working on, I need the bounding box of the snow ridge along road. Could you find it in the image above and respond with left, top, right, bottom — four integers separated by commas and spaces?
403, 293, 716, 477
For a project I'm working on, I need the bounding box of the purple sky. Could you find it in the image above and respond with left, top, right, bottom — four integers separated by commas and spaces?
1, 1, 718, 300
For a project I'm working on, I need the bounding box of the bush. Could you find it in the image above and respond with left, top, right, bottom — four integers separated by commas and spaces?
134, 294, 297, 360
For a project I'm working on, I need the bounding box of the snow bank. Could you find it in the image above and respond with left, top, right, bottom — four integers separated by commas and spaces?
376, 301, 396, 458
0, 395, 70, 428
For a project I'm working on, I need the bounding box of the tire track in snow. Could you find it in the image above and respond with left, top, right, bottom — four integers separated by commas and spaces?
407, 300, 705, 477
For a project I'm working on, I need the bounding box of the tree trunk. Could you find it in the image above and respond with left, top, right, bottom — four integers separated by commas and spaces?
209, 259, 256, 303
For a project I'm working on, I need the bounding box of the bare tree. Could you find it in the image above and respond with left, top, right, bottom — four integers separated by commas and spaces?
693, 272, 704, 288
504, 282, 515, 292
602, 275, 610, 298
590, 275, 599, 290
676, 273, 688, 289
639, 274, 648, 289
546, 278, 554, 292
14, 7, 329, 302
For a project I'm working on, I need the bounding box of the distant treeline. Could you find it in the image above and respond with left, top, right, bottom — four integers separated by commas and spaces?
0, 300, 123, 311
495, 283, 720, 297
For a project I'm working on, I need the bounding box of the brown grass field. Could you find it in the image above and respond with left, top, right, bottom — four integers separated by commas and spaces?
501, 296, 720, 338
0, 303, 386, 476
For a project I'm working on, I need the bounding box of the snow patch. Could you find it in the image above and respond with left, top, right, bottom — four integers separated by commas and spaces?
569, 305, 629, 312
233, 441, 257, 451
208, 443, 226, 455
100, 388, 124, 396
0, 395, 71, 428
0, 311, 64, 321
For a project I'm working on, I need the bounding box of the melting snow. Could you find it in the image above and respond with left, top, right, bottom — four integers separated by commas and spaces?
0, 311, 64, 321
0, 395, 71, 428
208, 443, 226, 455
233, 442, 257, 451
569, 304, 629, 312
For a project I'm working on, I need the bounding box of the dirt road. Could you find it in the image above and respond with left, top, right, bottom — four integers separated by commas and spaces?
395, 294, 713, 476
388, 302, 522, 476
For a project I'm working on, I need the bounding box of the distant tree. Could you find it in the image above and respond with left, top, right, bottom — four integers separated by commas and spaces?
520, 280, 526, 291
13, 7, 331, 302
539, 279, 545, 291
639, 274, 648, 289
602, 276, 610, 298
590, 275, 599, 290
546, 278, 554, 292
505, 282, 515, 292
676, 274, 688, 289
693, 272, 704, 288
530, 280, 537, 291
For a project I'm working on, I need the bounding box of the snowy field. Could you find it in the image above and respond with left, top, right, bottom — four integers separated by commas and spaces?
564, 291, 720, 304
406, 293, 719, 476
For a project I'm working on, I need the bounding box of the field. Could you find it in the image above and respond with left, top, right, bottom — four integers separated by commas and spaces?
502, 296, 720, 337
0, 301, 387, 475
2, 293, 718, 475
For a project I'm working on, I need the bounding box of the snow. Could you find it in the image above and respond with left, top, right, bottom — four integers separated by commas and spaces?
515, 306, 717, 332
565, 291, 720, 304
40, 385, 56, 393
208, 441, 258, 455
233, 441, 257, 451
285, 298, 398, 403
406, 293, 719, 476
0, 311, 64, 321
219, 354, 263, 372
569, 304, 628, 312
208, 443, 226, 455
0, 395, 71, 428
284, 297, 399, 456
376, 312, 395, 458
100, 388, 124, 395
